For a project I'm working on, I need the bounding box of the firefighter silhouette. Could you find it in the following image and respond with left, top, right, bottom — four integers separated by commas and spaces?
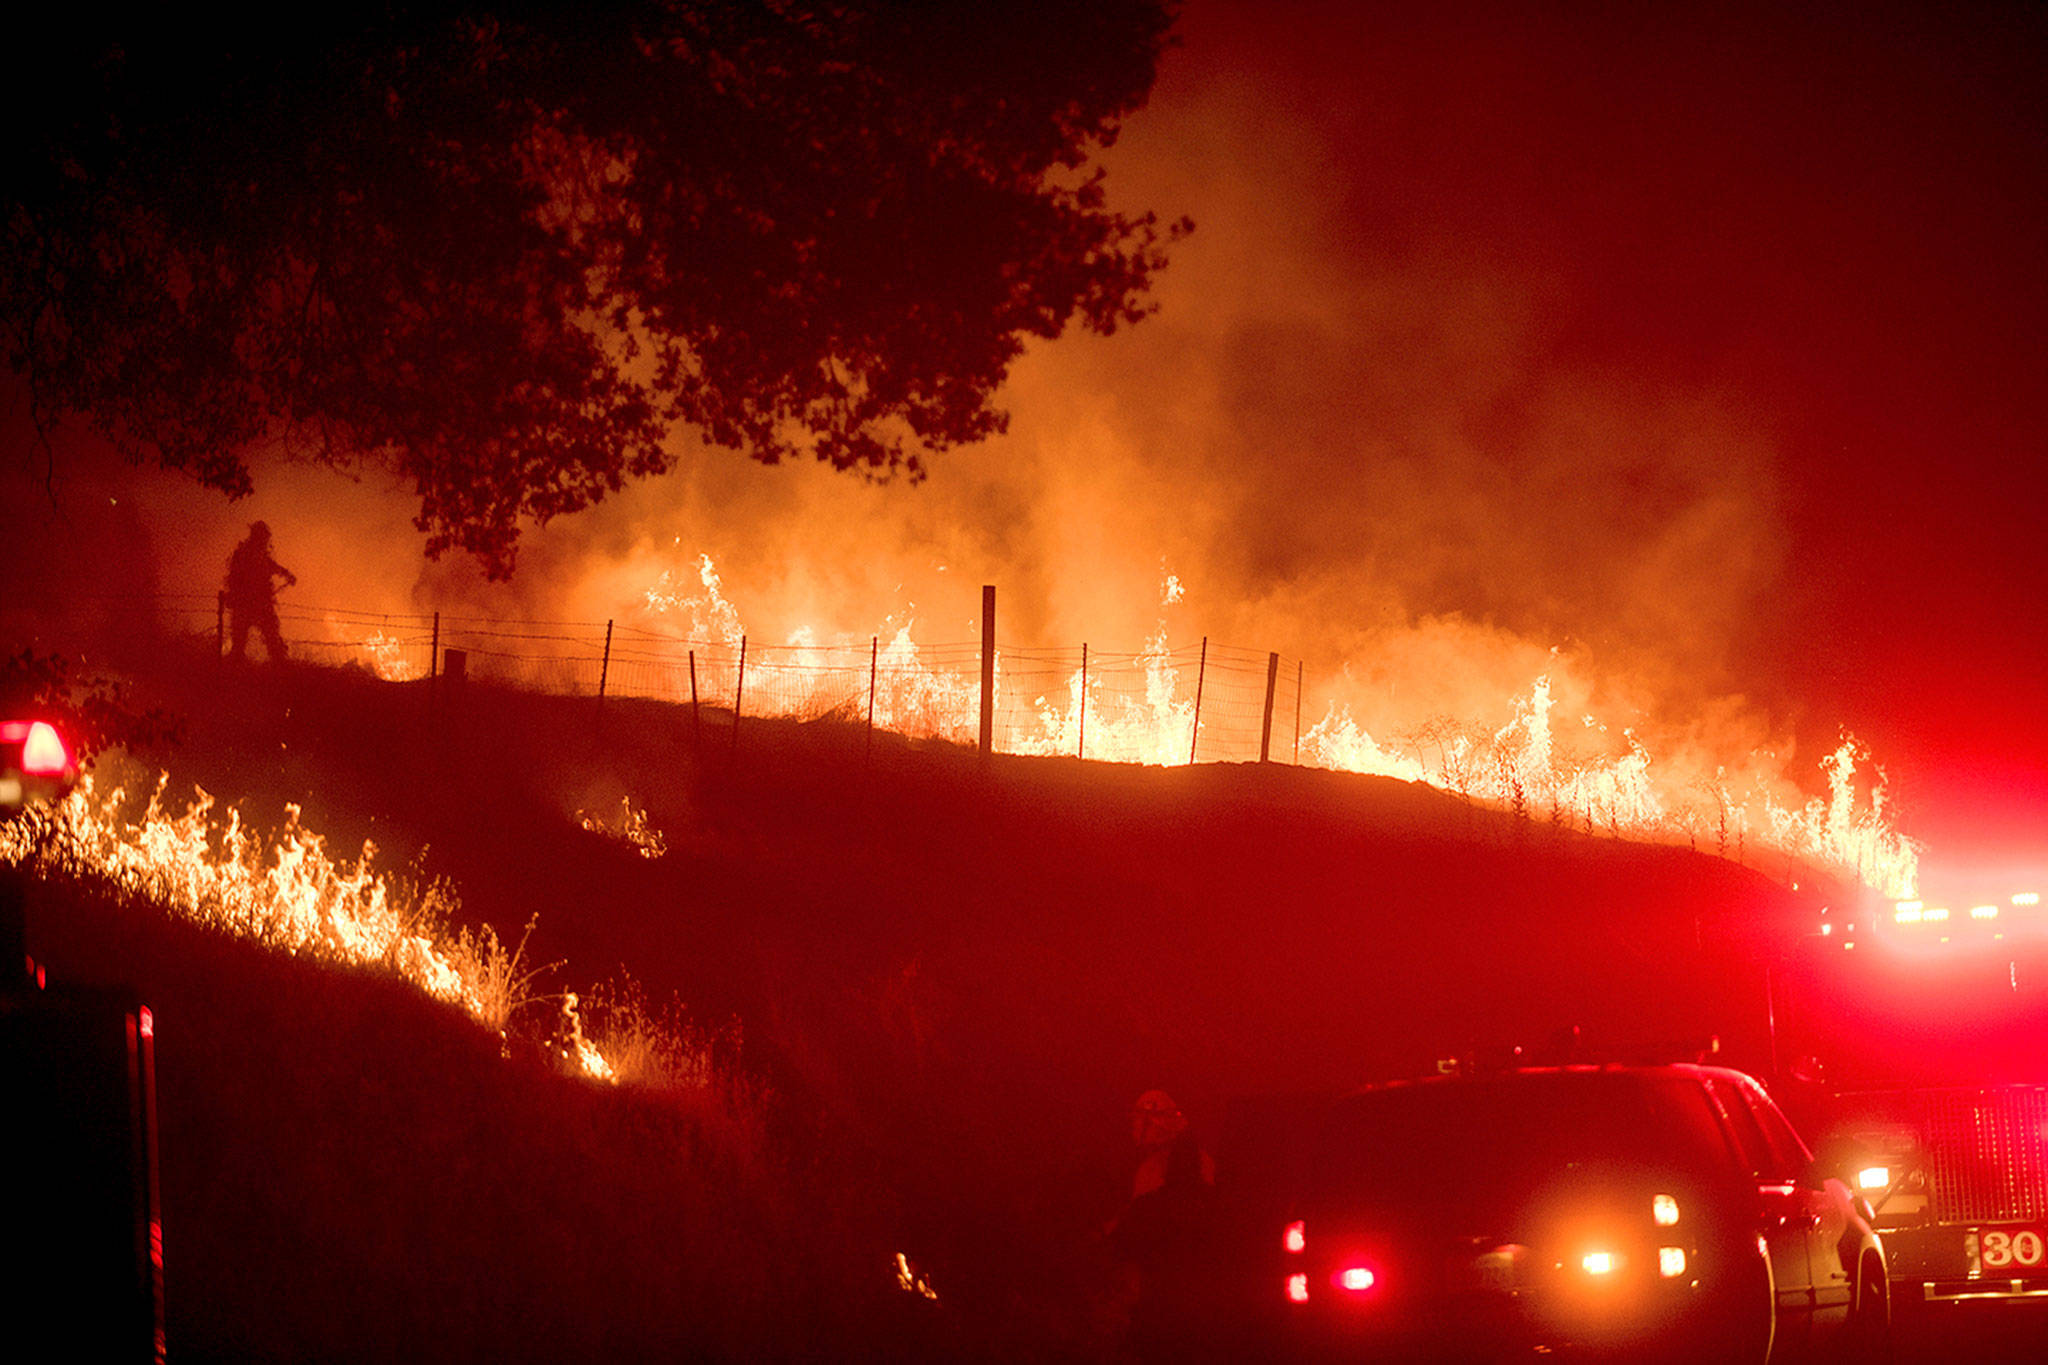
223, 521, 296, 661
1109, 1090, 1224, 1361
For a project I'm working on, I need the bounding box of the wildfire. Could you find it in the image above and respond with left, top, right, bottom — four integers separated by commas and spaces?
635, 553, 1920, 897
0, 766, 631, 1082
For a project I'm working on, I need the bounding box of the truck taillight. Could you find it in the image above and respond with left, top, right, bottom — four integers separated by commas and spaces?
21, 721, 69, 775
1283, 1220, 1306, 1254
1286, 1273, 1309, 1303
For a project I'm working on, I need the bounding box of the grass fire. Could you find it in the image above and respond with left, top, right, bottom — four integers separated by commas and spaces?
3, 3, 2042, 1361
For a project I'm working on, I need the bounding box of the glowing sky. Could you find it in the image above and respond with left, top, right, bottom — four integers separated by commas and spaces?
5, 1, 2043, 885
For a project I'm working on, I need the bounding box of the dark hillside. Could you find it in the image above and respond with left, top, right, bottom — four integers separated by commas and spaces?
15, 875, 856, 1363
22, 648, 1818, 1357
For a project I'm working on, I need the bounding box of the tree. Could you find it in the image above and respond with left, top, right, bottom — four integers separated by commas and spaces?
2, 2, 1184, 577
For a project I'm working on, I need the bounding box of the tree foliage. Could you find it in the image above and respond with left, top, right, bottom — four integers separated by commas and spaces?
3, 3, 1184, 576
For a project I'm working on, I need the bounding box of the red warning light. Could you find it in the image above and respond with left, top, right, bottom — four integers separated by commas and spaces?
1283, 1220, 1306, 1254
1286, 1273, 1310, 1304
21, 720, 69, 775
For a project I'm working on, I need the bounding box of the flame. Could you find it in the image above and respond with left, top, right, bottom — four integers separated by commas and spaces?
1, 768, 626, 1081
1008, 625, 1200, 766
314, 610, 430, 682
645, 549, 745, 650
894, 1252, 939, 1302
354, 629, 426, 682
578, 797, 668, 860
630, 553, 1920, 896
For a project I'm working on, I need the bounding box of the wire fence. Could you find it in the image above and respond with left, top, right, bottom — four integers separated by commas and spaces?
123, 592, 1311, 766
30, 590, 1925, 892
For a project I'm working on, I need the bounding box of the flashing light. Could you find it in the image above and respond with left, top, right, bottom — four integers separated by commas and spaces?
1925, 907, 1950, 923
1658, 1246, 1687, 1279
21, 721, 68, 775
1581, 1251, 1616, 1276
1895, 905, 1922, 923
1286, 1273, 1310, 1304
1652, 1193, 1680, 1227
139, 1007, 153, 1039
1971, 905, 1999, 920
1337, 1266, 1377, 1293
1857, 1166, 1891, 1191
2016, 892, 2041, 907
1283, 1220, 1306, 1255
1821, 922, 1833, 936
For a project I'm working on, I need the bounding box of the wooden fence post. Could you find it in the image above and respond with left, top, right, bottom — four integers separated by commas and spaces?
1189, 637, 1208, 766
1259, 650, 1279, 762
688, 649, 702, 753
597, 619, 613, 703
732, 635, 746, 755
978, 584, 995, 757
1294, 660, 1304, 764
1078, 643, 1088, 760
866, 636, 878, 762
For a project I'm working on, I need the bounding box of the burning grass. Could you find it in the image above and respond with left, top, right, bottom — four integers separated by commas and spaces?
558, 554, 1930, 895
577, 796, 669, 859
9, 870, 847, 1362
0, 756, 720, 1090
1, 650, 1855, 1360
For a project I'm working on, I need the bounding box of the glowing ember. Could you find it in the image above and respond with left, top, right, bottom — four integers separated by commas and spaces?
893, 1252, 939, 1302
578, 798, 668, 860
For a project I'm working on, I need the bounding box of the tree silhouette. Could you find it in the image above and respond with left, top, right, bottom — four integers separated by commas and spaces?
3, 2, 1184, 576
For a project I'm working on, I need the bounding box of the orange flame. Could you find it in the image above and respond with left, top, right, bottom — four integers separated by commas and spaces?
636, 554, 1919, 896
1, 767, 629, 1081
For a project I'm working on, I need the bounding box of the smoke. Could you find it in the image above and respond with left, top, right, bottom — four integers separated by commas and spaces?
5, 3, 1890, 856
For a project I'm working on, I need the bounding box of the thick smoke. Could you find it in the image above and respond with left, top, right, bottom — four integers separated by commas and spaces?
3, 4, 1917, 882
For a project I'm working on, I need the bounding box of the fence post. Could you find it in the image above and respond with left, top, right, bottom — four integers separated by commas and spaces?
1189, 637, 1207, 766
1259, 651, 1279, 762
1294, 660, 1303, 764
732, 635, 746, 755
978, 584, 995, 757
1078, 643, 1088, 761
866, 636, 878, 762
597, 619, 613, 703
688, 649, 702, 753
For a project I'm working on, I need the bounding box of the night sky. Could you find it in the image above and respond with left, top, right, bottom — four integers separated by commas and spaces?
5, 0, 2043, 887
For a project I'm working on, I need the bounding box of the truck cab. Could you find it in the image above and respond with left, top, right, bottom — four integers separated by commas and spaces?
1778, 880, 2048, 1309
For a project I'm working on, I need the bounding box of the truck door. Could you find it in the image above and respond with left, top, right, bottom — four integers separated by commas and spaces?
1705, 1076, 1830, 1338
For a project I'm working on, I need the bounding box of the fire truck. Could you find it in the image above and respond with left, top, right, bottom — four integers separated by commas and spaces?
1773, 877, 2048, 1309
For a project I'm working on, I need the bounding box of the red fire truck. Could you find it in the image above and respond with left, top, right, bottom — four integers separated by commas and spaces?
1774, 877, 2048, 1309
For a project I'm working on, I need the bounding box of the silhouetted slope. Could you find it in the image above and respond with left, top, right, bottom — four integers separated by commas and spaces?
30, 649, 1816, 1357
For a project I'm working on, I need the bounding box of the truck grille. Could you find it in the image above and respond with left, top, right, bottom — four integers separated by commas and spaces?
1917, 1088, 2048, 1224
